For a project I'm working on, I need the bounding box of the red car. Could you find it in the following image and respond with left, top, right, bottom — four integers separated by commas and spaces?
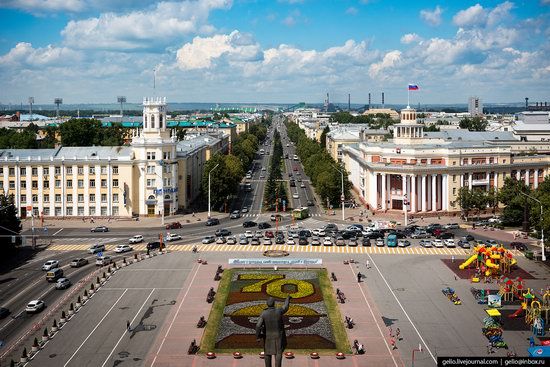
166, 222, 182, 229
265, 231, 274, 238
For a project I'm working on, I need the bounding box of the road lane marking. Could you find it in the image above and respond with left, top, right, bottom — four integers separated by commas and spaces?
365, 253, 437, 364
101, 289, 155, 367
150, 262, 201, 366
53, 228, 64, 236
64, 289, 128, 367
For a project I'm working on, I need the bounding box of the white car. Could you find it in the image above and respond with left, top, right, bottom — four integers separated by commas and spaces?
42, 260, 59, 271
202, 235, 216, 244
292, 193, 299, 199
444, 239, 456, 248
286, 238, 296, 245
115, 244, 133, 253
165, 233, 182, 242
26, 300, 45, 313
444, 223, 460, 229
129, 235, 143, 244
96, 256, 112, 266
300, 183, 306, 188
262, 238, 272, 245
311, 237, 321, 246
241, 207, 249, 213
323, 237, 333, 246
255, 231, 264, 238
432, 239, 444, 248
376, 239, 385, 247
227, 236, 237, 245
244, 230, 254, 238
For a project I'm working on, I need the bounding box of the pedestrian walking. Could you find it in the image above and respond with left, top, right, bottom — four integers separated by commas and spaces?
451, 255, 455, 263
396, 328, 401, 340
366, 260, 370, 269
390, 337, 397, 350
357, 272, 362, 283
388, 326, 392, 337
126, 320, 131, 332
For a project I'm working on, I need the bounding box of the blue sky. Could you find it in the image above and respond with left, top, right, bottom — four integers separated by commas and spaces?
0, 0, 549, 105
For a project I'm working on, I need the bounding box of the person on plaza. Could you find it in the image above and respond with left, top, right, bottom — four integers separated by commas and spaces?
256, 295, 291, 367
390, 337, 397, 350
366, 260, 370, 269
126, 320, 131, 332
357, 272, 363, 283
396, 328, 401, 340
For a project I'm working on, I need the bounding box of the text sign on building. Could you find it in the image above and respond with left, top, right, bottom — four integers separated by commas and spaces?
228, 258, 322, 266
154, 187, 178, 195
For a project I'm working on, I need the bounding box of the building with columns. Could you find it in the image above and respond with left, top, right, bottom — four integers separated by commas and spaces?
0, 97, 228, 219
342, 106, 550, 216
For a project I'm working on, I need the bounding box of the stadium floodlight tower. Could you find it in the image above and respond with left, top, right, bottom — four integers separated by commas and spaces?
117, 96, 126, 116
54, 98, 63, 119
28, 97, 34, 121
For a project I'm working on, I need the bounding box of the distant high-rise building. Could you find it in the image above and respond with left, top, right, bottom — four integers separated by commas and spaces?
468, 96, 483, 116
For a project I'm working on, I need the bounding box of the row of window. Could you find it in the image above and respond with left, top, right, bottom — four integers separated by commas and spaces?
0, 179, 119, 189
146, 165, 172, 174
0, 166, 119, 176
40, 207, 119, 216
20, 193, 121, 204
146, 178, 172, 187
146, 152, 172, 160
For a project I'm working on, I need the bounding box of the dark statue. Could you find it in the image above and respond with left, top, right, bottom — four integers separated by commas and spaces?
256, 295, 291, 367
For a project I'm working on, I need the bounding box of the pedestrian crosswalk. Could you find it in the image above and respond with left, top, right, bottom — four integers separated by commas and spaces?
52, 237, 124, 245
46, 243, 525, 257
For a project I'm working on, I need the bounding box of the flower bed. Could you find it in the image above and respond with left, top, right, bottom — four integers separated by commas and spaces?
210, 269, 342, 351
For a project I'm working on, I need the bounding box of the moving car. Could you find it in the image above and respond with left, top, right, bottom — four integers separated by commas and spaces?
202, 235, 216, 244
42, 260, 59, 271
215, 228, 232, 237
146, 241, 161, 250
292, 193, 299, 199
460, 235, 475, 242
96, 256, 112, 266
230, 211, 241, 219
206, 218, 220, 226
25, 300, 45, 313
115, 244, 133, 253
46, 268, 64, 282
165, 233, 182, 242
242, 221, 257, 228
0, 307, 10, 319
91, 226, 109, 232
364, 231, 384, 239
70, 258, 88, 268
258, 222, 271, 229
166, 222, 182, 229
129, 235, 144, 244
410, 230, 430, 239
444, 223, 460, 229
55, 278, 71, 290
306, 200, 314, 206
436, 232, 454, 240
270, 214, 282, 221
300, 183, 306, 188
241, 207, 249, 213
510, 242, 528, 251
88, 244, 106, 254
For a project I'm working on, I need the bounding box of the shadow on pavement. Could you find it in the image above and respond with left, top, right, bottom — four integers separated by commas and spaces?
0, 245, 48, 276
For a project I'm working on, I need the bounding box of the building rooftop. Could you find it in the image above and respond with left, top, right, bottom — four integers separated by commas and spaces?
424, 130, 516, 141
176, 134, 222, 157
56, 146, 133, 160
0, 148, 59, 160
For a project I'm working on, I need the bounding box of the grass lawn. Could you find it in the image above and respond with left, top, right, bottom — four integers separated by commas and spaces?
200, 267, 351, 355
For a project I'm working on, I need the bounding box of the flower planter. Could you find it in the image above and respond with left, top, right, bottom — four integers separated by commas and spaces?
68, 310, 74, 316
42, 335, 49, 342
310, 352, 319, 359
336, 352, 345, 359
284, 352, 294, 359
89, 289, 94, 295
259, 352, 265, 359
20, 356, 28, 363
76, 302, 82, 309
60, 317, 66, 324
31, 346, 39, 353
82, 295, 88, 302
100, 277, 106, 282
206, 352, 216, 359
232, 352, 243, 359
52, 326, 58, 332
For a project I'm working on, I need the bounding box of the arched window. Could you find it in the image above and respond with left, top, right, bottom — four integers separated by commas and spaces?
148, 195, 155, 200
164, 194, 170, 200
151, 114, 155, 129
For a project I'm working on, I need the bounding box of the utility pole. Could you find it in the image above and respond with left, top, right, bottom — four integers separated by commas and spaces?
519, 191, 546, 261
332, 165, 345, 221
208, 163, 220, 219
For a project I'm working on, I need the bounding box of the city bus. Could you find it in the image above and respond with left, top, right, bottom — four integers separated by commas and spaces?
292, 207, 309, 220
386, 233, 398, 247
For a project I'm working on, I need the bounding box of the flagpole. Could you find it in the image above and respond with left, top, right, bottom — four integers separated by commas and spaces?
407, 86, 410, 108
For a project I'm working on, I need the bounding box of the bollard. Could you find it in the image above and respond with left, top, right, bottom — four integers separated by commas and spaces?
83, 290, 88, 301
20, 347, 28, 363
52, 319, 58, 332
69, 303, 75, 316
60, 310, 67, 324
31, 337, 39, 352
42, 327, 49, 341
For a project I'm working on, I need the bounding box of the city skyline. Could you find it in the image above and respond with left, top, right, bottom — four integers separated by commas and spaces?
0, 0, 549, 105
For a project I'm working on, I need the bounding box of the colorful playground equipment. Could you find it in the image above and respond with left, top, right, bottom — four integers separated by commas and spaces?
442, 287, 462, 305
482, 316, 508, 349
459, 245, 517, 278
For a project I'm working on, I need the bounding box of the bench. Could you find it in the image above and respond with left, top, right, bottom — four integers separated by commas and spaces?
197, 316, 207, 328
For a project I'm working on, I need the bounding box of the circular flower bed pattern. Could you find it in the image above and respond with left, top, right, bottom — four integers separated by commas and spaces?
215, 269, 336, 350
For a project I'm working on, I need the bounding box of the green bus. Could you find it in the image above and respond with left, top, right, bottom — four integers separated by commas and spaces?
386, 233, 398, 247
292, 207, 309, 220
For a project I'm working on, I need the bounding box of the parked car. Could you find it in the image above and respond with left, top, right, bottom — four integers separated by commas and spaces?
432, 239, 444, 248
165, 222, 182, 229
215, 228, 232, 237
88, 244, 106, 254
55, 278, 71, 290
227, 236, 237, 245
206, 218, 220, 226
419, 239, 432, 248
426, 223, 443, 233
275, 236, 285, 244
239, 237, 249, 245
165, 233, 182, 242
96, 256, 112, 266
0, 307, 10, 319
202, 235, 216, 244
250, 237, 261, 246
388, 230, 407, 239
398, 240, 411, 247
91, 226, 109, 232
485, 239, 498, 246
129, 235, 144, 244
410, 230, 430, 239
70, 258, 88, 268
299, 238, 308, 246
243, 221, 257, 228
258, 222, 271, 229
349, 238, 359, 247
42, 260, 59, 271
457, 240, 471, 249
216, 237, 226, 244
25, 300, 45, 313
311, 237, 321, 246
444, 239, 456, 248
146, 241, 161, 250
362, 238, 371, 247
263, 238, 273, 245
115, 244, 133, 253
510, 242, 528, 251
375, 239, 385, 247
264, 230, 274, 238
460, 235, 475, 242
436, 232, 455, 240
364, 231, 384, 239
323, 237, 333, 246
230, 211, 241, 219
444, 223, 460, 229
286, 238, 296, 245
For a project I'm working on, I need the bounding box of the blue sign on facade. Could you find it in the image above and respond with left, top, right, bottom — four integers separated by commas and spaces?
154, 187, 178, 195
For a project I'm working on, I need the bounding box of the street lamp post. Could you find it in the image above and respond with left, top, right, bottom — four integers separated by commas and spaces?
208, 163, 220, 219
519, 191, 546, 262
332, 165, 345, 221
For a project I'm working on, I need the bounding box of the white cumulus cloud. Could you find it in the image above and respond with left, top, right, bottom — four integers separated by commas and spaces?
453, 3, 486, 27
0, 42, 82, 67
176, 30, 262, 70
400, 33, 422, 44
368, 50, 402, 77
0, 0, 86, 12
61, 0, 232, 50
420, 5, 443, 26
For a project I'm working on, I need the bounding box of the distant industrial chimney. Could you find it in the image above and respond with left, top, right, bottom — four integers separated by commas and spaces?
525, 97, 529, 109
348, 94, 351, 111
382, 92, 385, 108
368, 93, 371, 108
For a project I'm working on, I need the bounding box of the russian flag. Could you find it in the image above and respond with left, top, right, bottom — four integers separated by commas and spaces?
408, 84, 419, 90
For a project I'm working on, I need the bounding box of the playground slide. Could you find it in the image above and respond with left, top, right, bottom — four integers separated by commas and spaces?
511, 258, 517, 267
459, 254, 477, 270
485, 258, 499, 269
508, 306, 524, 318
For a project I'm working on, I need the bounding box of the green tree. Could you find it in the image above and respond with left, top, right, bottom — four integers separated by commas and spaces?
0, 194, 21, 250
457, 187, 474, 218
424, 124, 440, 132
498, 177, 529, 226
319, 126, 330, 149
201, 154, 240, 210
459, 116, 488, 131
